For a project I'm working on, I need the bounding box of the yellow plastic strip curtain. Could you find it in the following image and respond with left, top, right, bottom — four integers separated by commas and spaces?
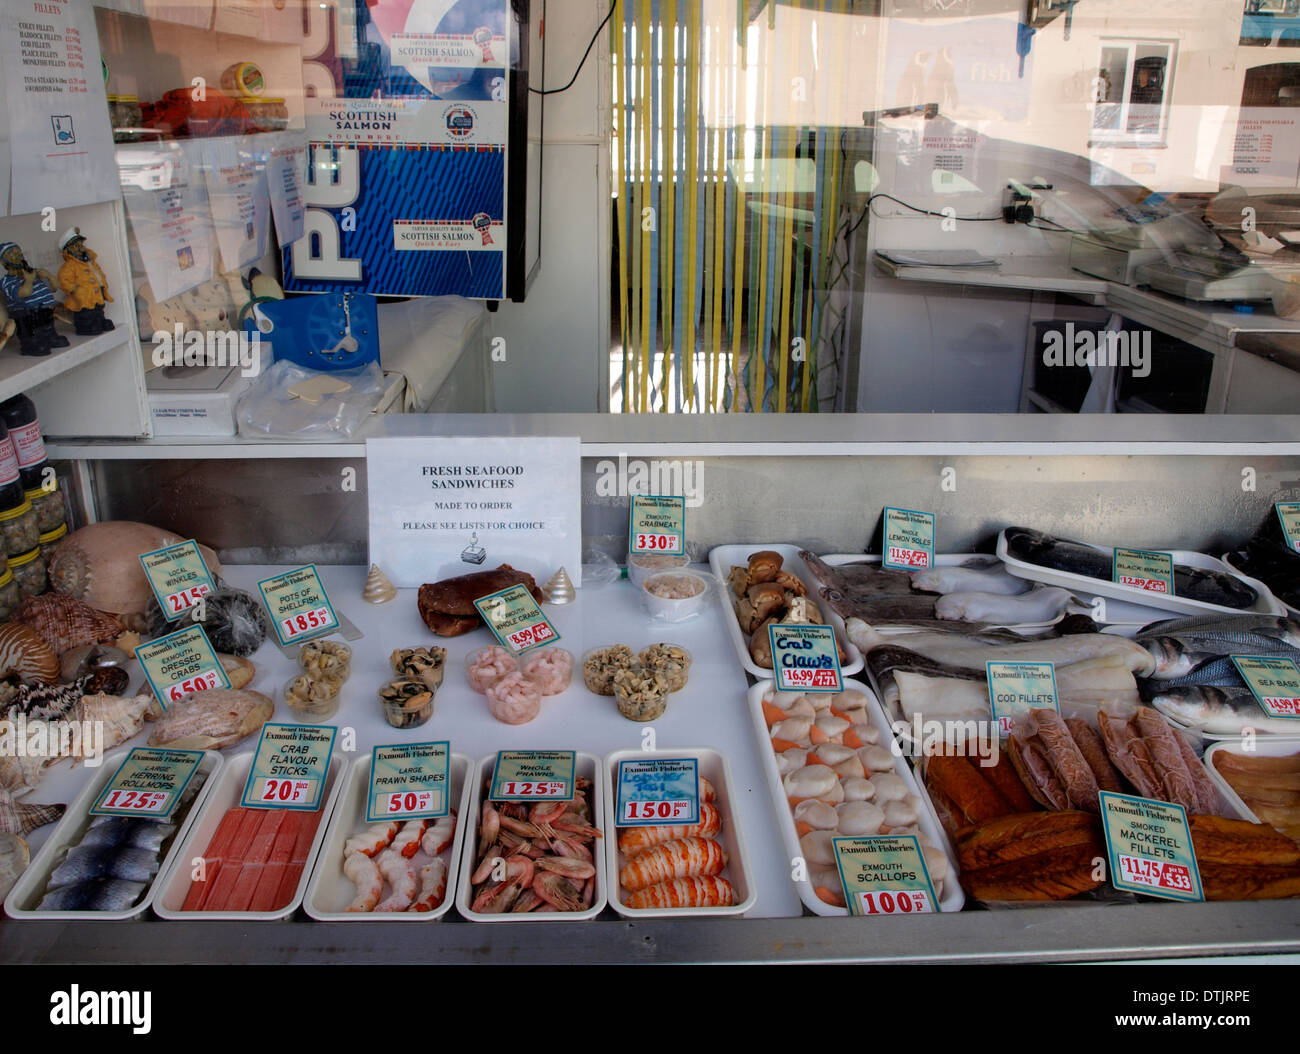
613, 1, 846, 412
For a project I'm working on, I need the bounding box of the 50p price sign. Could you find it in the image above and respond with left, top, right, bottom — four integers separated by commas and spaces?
474, 583, 561, 655
242, 722, 337, 811
1100, 791, 1203, 902
615, 756, 700, 827
90, 748, 204, 820
628, 495, 685, 556
139, 540, 217, 621
366, 741, 451, 822
1113, 547, 1174, 596
881, 507, 934, 571
257, 565, 340, 647
769, 624, 843, 693
1230, 655, 1300, 721
833, 835, 938, 918
489, 750, 576, 802
134, 624, 230, 711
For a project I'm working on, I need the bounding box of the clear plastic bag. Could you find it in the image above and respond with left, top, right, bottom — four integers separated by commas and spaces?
235, 360, 387, 440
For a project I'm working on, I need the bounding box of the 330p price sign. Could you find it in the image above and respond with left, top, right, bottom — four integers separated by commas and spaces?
1100, 791, 1203, 902
139, 540, 217, 622
628, 495, 685, 556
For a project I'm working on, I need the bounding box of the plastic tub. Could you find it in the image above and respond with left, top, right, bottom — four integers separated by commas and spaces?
4, 748, 223, 920
603, 747, 757, 918
1202, 737, 1300, 826
152, 749, 345, 920
455, 751, 607, 922
627, 551, 690, 588
639, 569, 713, 622
303, 752, 472, 921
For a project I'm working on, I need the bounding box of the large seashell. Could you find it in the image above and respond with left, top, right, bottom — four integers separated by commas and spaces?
5, 682, 82, 721
48, 522, 222, 617
146, 584, 267, 657
0, 832, 28, 903
363, 564, 397, 604
78, 693, 151, 759
59, 642, 130, 683
0, 788, 64, 835
147, 688, 273, 751
543, 567, 575, 605
0, 623, 60, 685
15, 594, 123, 656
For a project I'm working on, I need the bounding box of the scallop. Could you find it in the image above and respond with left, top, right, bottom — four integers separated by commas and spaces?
774, 748, 808, 775
799, 830, 839, 867
836, 689, 871, 711
841, 777, 876, 802
834, 800, 885, 836
883, 797, 919, 828
763, 687, 807, 710
832, 755, 867, 780
807, 692, 833, 711
871, 772, 909, 803
815, 715, 850, 740
922, 840, 950, 888
793, 799, 838, 831
810, 743, 855, 767
859, 745, 896, 773
783, 764, 838, 801
847, 722, 879, 746
771, 716, 812, 744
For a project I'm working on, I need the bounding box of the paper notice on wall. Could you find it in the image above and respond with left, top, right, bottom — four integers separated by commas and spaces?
0, 0, 119, 213
263, 0, 305, 43
140, 0, 212, 28
1222, 107, 1300, 187
203, 136, 270, 272
120, 139, 215, 302
264, 130, 307, 248
211, 0, 261, 36
366, 436, 582, 589
0, 53, 10, 216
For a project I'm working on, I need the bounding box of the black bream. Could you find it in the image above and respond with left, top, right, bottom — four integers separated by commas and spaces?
1146, 685, 1300, 735
1004, 527, 1258, 610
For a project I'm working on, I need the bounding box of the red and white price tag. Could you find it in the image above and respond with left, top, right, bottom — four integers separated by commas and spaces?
1118, 854, 1194, 893
633, 533, 677, 552
1118, 575, 1168, 593
1263, 696, 1300, 716
165, 667, 222, 704
166, 582, 211, 616
279, 606, 332, 641
781, 668, 841, 690
857, 889, 933, 915
385, 790, 435, 815
506, 620, 555, 650
260, 778, 316, 804
622, 799, 693, 823
499, 780, 566, 797
997, 715, 1016, 737
886, 546, 930, 569
99, 789, 169, 813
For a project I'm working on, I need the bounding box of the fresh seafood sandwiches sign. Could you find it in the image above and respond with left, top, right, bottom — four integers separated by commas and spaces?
366, 437, 581, 588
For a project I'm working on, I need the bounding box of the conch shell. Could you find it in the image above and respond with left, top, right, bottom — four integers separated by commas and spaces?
0, 623, 59, 685
0, 692, 151, 792
147, 688, 273, 751
47, 521, 222, 617
543, 567, 575, 605
14, 594, 123, 656
363, 564, 397, 604
0, 788, 64, 835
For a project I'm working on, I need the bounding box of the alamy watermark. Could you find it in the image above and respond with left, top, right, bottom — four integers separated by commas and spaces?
0, 714, 104, 768
1042, 323, 1151, 379
151, 326, 263, 378
890, 715, 1000, 767
594, 455, 704, 508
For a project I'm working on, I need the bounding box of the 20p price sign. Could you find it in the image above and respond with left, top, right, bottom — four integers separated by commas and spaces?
365, 741, 451, 822
1100, 791, 1203, 903
489, 750, 576, 802
628, 495, 686, 556
134, 624, 230, 711
241, 722, 337, 811
769, 624, 843, 693
616, 756, 700, 827
1276, 502, 1300, 552
90, 748, 205, 820
139, 540, 217, 621
1113, 547, 1174, 596
473, 583, 561, 655
986, 661, 1059, 738
1230, 656, 1300, 721
257, 565, 341, 647
833, 835, 938, 918
881, 507, 935, 571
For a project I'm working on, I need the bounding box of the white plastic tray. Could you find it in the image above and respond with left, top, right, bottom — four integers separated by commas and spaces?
745, 678, 964, 916
4, 748, 223, 921
455, 751, 608, 922
1202, 737, 1300, 826
708, 544, 864, 680
603, 748, 757, 918
1223, 552, 1300, 620
997, 530, 1285, 618
303, 752, 473, 921
152, 749, 345, 921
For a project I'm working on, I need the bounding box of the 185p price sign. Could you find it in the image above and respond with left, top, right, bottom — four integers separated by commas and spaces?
280, 606, 332, 641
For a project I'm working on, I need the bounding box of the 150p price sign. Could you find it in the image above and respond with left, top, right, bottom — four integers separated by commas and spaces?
615, 756, 700, 827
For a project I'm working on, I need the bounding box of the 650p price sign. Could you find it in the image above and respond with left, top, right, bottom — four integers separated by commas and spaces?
134, 624, 230, 711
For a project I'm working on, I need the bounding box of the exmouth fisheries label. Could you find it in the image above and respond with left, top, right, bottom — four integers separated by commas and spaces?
138, 540, 216, 621
90, 748, 204, 820
833, 835, 938, 917
628, 495, 686, 556
882, 507, 934, 571
242, 723, 336, 811
258, 565, 340, 647
134, 625, 230, 710
616, 757, 700, 826
1276, 502, 1300, 552
1230, 656, 1300, 720
1112, 547, 1174, 595
1100, 791, 1203, 902
769, 624, 843, 693
986, 661, 1059, 737
473, 583, 560, 654
367, 741, 451, 822
489, 750, 575, 802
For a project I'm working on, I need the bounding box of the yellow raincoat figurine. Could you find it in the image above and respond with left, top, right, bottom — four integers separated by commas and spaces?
57, 227, 115, 336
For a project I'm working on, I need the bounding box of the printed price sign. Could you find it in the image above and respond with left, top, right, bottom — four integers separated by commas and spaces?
882, 507, 935, 571
90, 748, 204, 820
139, 540, 217, 621
1113, 547, 1174, 595
1276, 502, 1300, 553
134, 624, 230, 710
833, 835, 938, 918
615, 757, 700, 827
986, 661, 1059, 737
242, 722, 336, 811
489, 750, 576, 802
1100, 791, 1203, 902
769, 624, 843, 693
1230, 656, 1300, 720
366, 741, 451, 822
257, 565, 341, 647
473, 583, 561, 655
628, 495, 686, 556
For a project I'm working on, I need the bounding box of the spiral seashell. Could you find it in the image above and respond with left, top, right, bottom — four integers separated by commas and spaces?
14, 593, 122, 656
0, 788, 65, 835
543, 567, 575, 605
0, 623, 60, 685
363, 564, 397, 604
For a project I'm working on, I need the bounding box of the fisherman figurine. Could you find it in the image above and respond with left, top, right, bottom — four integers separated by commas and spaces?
0, 241, 68, 357
57, 227, 115, 336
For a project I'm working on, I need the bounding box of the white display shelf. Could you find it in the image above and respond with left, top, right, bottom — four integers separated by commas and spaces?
0, 328, 130, 405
